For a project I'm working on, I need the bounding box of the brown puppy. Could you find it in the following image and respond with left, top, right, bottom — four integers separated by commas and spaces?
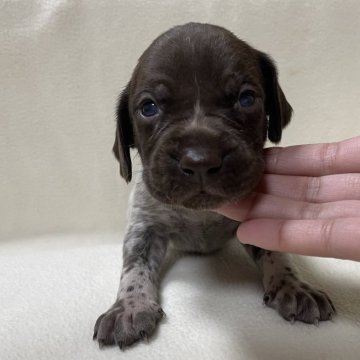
94, 23, 334, 350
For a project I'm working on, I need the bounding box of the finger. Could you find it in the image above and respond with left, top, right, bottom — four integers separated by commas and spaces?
237, 218, 360, 261
215, 193, 257, 222
217, 193, 360, 222
258, 173, 360, 203
264, 136, 360, 176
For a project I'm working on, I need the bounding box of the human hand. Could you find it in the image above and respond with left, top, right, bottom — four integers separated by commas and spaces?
217, 136, 360, 261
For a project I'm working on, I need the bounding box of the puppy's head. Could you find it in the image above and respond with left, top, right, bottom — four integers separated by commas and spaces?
113, 23, 292, 209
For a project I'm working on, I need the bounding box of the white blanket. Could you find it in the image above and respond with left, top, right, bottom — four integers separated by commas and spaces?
1, 234, 360, 360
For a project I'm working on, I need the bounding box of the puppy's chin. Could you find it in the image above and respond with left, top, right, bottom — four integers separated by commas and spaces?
146, 184, 253, 211
180, 193, 227, 210
154, 193, 228, 210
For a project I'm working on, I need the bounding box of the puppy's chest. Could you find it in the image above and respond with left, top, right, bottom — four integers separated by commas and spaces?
130, 180, 238, 253
168, 212, 239, 253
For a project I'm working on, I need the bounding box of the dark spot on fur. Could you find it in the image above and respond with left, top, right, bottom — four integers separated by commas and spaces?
286, 273, 297, 280
138, 284, 143, 289
148, 273, 155, 284
250, 246, 266, 262
115, 299, 124, 307
127, 286, 134, 292
124, 265, 134, 274
285, 267, 292, 272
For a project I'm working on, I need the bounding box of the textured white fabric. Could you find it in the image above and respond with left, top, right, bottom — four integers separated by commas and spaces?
1, 234, 360, 360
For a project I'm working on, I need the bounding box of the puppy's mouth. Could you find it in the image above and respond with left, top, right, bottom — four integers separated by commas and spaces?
181, 191, 227, 210
179, 183, 257, 210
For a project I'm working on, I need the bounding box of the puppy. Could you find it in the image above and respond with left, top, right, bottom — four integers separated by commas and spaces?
93, 23, 335, 349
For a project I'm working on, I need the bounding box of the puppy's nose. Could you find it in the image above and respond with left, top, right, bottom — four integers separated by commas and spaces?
179, 148, 222, 178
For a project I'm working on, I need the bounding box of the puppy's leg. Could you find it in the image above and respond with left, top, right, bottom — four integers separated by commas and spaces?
245, 245, 336, 324
94, 227, 168, 349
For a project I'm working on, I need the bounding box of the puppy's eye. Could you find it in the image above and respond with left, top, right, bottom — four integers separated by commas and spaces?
141, 101, 159, 117
239, 91, 255, 107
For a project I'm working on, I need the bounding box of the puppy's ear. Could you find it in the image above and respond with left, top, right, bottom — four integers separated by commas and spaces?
113, 83, 134, 183
257, 52, 293, 143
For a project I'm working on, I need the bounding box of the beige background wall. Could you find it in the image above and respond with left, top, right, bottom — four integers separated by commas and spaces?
1, 0, 360, 240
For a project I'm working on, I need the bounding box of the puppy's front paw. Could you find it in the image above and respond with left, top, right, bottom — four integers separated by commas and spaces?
93, 298, 165, 349
264, 274, 336, 324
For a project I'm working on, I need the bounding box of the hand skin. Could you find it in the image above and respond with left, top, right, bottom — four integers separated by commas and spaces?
217, 136, 360, 261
